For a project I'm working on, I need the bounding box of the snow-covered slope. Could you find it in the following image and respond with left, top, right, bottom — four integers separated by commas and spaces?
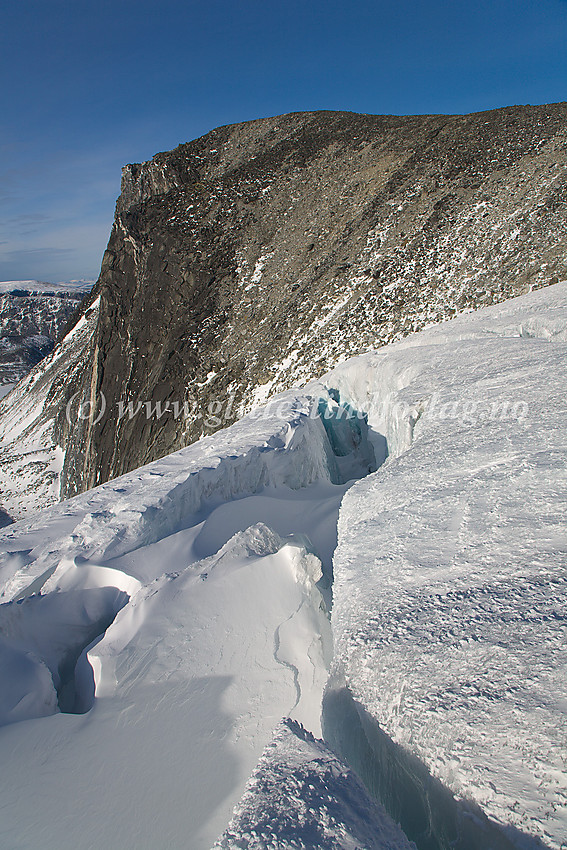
0, 388, 373, 850
0, 283, 565, 849
0, 295, 99, 520
0, 280, 93, 295
0, 524, 331, 849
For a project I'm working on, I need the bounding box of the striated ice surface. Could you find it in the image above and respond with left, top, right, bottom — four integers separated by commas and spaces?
214, 718, 416, 849
325, 284, 567, 849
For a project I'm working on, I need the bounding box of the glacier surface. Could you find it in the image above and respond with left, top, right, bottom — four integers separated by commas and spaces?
0, 283, 565, 849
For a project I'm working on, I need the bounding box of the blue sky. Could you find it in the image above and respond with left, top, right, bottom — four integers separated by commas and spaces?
1, 0, 566, 282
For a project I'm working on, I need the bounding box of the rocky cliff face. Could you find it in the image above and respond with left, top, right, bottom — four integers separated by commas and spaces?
1, 104, 566, 515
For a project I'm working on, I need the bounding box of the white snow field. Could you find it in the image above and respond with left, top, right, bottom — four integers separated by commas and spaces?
0, 282, 565, 849
0, 389, 377, 850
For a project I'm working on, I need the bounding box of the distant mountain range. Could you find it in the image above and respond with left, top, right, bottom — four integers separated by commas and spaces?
0, 280, 93, 392
0, 280, 94, 295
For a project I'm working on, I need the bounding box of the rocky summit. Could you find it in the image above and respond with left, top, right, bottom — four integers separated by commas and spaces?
0, 104, 566, 517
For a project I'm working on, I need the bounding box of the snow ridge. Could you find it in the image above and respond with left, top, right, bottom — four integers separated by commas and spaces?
0, 389, 371, 601
325, 286, 567, 849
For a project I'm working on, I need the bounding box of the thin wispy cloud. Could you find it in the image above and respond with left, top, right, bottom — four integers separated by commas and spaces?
4, 248, 72, 259
0, 213, 50, 230
0, 141, 122, 280
0, 215, 112, 281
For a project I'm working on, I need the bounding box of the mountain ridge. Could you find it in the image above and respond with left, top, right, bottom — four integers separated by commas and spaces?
0, 103, 566, 517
